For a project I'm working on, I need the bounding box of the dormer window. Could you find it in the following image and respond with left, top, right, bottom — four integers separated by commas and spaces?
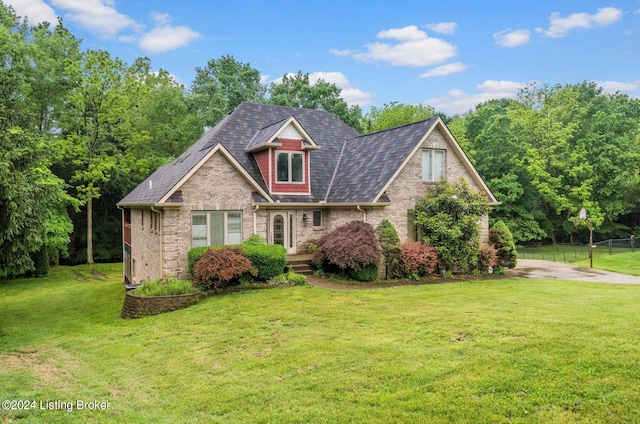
277, 152, 304, 183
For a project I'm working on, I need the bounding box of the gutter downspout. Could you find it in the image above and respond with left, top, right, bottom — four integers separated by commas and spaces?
357, 205, 367, 223
151, 206, 163, 277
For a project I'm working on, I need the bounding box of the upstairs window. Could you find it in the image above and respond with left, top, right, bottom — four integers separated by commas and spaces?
422, 149, 445, 181
277, 152, 304, 183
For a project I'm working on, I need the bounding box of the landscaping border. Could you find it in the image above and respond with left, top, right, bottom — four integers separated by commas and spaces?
121, 290, 203, 319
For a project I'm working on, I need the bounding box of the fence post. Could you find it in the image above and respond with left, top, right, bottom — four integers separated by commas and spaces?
609, 239, 612, 255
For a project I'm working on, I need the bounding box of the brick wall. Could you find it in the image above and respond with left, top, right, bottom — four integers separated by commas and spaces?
130, 208, 162, 283
163, 152, 258, 279
379, 126, 489, 242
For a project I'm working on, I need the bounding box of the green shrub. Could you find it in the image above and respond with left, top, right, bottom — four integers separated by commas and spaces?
243, 234, 266, 246
377, 219, 400, 256
348, 263, 379, 282
268, 271, 306, 286
489, 220, 518, 268
412, 179, 489, 272
188, 246, 217, 275
242, 244, 286, 281
193, 247, 256, 290
136, 275, 199, 296
31, 247, 50, 277
188, 243, 285, 281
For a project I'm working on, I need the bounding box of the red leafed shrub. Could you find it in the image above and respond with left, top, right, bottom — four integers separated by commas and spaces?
313, 221, 382, 272
193, 246, 255, 290
399, 241, 438, 277
477, 245, 499, 273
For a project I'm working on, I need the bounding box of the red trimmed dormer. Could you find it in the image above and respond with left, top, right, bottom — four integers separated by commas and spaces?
246, 116, 320, 196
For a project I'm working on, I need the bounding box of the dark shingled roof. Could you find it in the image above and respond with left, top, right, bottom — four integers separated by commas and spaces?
245, 117, 289, 151
326, 117, 438, 203
118, 103, 442, 206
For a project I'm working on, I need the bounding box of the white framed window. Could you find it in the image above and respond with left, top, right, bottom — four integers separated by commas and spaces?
276, 151, 304, 183
192, 211, 242, 247
312, 210, 322, 227
422, 149, 445, 181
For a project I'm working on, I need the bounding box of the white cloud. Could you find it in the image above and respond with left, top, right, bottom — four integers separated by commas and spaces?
536, 7, 622, 38
596, 80, 640, 94
423, 80, 530, 114
51, 0, 142, 38
259, 75, 270, 84
307, 72, 374, 107
270, 71, 374, 107
494, 29, 531, 47
420, 62, 468, 78
5, 0, 57, 24
138, 12, 201, 53
330, 25, 458, 67
424, 22, 457, 35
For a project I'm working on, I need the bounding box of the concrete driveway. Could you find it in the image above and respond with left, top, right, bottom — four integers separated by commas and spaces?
509, 259, 640, 284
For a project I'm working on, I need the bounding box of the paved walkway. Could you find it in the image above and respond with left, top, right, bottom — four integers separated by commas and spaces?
509, 259, 640, 284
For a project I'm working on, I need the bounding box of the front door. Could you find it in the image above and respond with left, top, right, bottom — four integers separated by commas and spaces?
269, 211, 296, 254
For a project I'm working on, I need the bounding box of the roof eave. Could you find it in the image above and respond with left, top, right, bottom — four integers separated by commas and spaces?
116, 202, 184, 209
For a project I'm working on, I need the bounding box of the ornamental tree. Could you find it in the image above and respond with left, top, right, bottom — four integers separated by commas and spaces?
412, 179, 489, 272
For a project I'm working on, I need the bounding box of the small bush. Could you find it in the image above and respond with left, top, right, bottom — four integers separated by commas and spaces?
136, 275, 199, 296
477, 245, 499, 273
242, 244, 286, 281
243, 234, 266, 246
489, 221, 518, 268
268, 271, 307, 286
377, 219, 400, 256
313, 221, 382, 272
398, 242, 438, 277
193, 247, 256, 290
348, 263, 379, 282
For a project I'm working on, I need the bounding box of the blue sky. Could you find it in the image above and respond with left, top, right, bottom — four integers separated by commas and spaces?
6, 0, 640, 114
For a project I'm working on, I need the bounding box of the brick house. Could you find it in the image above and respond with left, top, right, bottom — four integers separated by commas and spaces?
117, 102, 498, 283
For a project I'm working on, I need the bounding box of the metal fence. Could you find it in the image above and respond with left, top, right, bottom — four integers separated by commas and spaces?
518, 237, 636, 263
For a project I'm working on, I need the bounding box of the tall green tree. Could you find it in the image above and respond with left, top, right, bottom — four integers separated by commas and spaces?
362, 101, 435, 133
268, 71, 363, 131
189, 55, 265, 127
514, 84, 602, 243
27, 19, 81, 133
57, 49, 127, 264
0, 3, 72, 276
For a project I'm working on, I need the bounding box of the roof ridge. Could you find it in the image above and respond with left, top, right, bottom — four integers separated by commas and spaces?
356, 116, 438, 139
324, 137, 350, 202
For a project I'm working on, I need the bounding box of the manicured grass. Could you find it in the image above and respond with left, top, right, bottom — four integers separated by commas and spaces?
2, 264, 640, 423
574, 250, 640, 276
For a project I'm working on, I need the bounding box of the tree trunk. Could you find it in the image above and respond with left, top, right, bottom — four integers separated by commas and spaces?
87, 197, 94, 264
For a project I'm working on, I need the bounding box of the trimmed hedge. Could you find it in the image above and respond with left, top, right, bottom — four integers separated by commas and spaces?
242, 244, 287, 280
188, 243, 286, 281
348, 263, 379, 282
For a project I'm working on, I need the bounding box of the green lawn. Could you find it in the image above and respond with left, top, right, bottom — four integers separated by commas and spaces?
574, 250, 640, 276
2, 264, 640, 423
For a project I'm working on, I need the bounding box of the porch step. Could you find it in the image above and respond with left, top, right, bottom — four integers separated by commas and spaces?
286, 254, 315, 275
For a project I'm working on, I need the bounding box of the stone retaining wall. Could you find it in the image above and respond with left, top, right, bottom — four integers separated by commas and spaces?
121, 290, 203, 319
